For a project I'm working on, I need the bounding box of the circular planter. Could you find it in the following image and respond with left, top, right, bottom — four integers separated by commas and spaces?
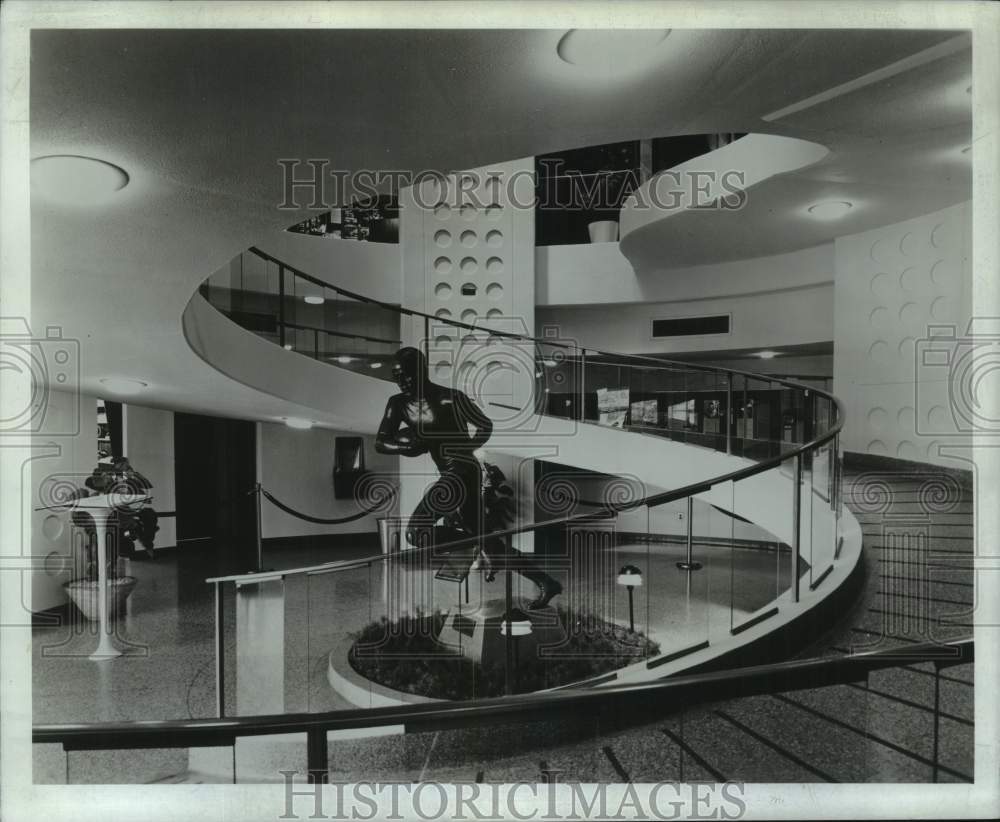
64, 576, 137, 622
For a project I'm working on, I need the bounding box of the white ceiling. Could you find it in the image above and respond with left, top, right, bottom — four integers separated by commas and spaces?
26, 28, 972, 422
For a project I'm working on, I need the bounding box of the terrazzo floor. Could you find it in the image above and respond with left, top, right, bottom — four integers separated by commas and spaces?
32, 465, 975, 783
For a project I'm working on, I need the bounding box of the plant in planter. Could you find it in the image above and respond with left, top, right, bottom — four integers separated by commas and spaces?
64, 457, 159, 621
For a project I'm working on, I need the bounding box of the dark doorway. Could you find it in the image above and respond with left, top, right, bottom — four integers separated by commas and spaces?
174, 413, 258, 575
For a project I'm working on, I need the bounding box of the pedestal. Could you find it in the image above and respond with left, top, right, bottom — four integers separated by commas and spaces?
63, 493, 149, 661
435, 598, 565, 665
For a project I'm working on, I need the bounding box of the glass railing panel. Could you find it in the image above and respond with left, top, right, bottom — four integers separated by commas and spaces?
536, 340, 581, 420
642, 495, 714, 654
808, 436, 838, 592
583, 353, 626, 427
231, 578, 288, 717
797, 450, 817, 594
64, 746, 218, 784
725, 476, 787, 628
736, 459, 798, 606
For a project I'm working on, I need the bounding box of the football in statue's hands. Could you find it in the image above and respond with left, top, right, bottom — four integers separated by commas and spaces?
396, 427, 428, 454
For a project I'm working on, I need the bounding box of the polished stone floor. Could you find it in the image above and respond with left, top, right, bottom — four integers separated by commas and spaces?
32, 466, 975, 783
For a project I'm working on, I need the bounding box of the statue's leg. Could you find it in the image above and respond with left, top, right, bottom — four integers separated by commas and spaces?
405, 478, 444, 547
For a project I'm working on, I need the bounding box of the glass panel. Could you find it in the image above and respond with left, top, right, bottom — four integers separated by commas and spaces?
797, 450, 815, 592
233, 578, 287, 717
65, 746, 220, 784
734, 459, 798, 608
536, 340, 580, 420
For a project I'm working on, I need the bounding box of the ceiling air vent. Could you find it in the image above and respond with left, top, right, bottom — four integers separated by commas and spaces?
651, 314, 730, 338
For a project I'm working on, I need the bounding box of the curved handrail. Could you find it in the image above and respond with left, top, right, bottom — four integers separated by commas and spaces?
202, 246, 844, 585
34, 637, 972, 748
248, 245, 835, 392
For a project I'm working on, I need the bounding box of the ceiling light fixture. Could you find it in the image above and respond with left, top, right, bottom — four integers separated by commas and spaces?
756, 351, 779, 360
283, 417, 313, 430
32, 155, 129, 205
369, 362, 382, 369
556, 29, 670, 71
304, 294, 325, 305
99, 377, 147, 395
806, 201, 853, 220
335, 355, 354, 364
541, 358, 559, 368
283, 344, 294, 350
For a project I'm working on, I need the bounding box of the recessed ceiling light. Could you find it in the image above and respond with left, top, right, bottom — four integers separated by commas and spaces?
304, 294, 325, 305
32, 155, 129, 205
806, 201, 853, 220
99, 377, 147, 395
756, 351, 779, 360
369, 362, 382, 369
557, 29, 670, 71
283, 417, 313, 430
335, 355, 354, 364
283, 343, 294, 350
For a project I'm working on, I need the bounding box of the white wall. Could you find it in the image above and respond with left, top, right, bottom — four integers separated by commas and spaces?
30, 390, 98, 612
536, 242, 833, 308
833, 201, 973, 469
399, 159, 538, 549
258, 423, 398, 539
122, 404, 177, 549
536, 282, 834, 356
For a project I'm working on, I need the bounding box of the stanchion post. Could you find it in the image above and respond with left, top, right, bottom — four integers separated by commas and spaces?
676, 496, 702, 571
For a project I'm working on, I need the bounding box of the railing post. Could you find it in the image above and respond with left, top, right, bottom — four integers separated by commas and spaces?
214, 581, 225, 718
676, 496, 702, 571
504, 535, 513, 696
726, 373, 733, 455
741, 376, 749, 456
313, 329, 319, 360
307, 727, 329, 784
278, 264, 286, 348
792, 454, 802, 603
253, 483, 264, 573
831, 433, 840, 513
579, 348, 587, 422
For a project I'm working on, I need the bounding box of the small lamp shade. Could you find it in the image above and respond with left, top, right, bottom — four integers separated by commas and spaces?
499, 607, 533, 637
617, 564, 643, 588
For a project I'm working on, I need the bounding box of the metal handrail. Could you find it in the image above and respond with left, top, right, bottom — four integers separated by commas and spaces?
34, 637, 972, 750
201, 246, 845, 584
